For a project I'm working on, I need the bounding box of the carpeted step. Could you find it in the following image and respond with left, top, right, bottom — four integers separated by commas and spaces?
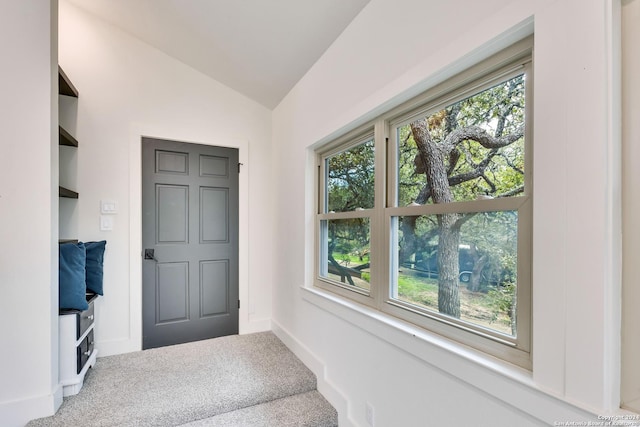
176, 390, 338, 427
28, 332, 322, 426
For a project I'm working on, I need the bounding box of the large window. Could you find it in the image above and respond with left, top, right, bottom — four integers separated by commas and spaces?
315, 38, 532, 368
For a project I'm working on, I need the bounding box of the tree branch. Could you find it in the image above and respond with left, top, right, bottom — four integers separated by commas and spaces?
500, 152, 524, 175
448, 149, 498, 187
444, 125, 524, 149
496, 185, 524, 198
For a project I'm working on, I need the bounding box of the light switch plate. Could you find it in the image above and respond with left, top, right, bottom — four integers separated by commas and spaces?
101, 200, 118, 214
100, 215, 114, 231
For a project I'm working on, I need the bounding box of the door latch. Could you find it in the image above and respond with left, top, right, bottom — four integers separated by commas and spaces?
144, 248, 158, 262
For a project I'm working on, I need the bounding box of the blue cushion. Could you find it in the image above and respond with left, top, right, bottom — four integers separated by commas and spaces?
59, 242, 88, 311
85, 240, 107, 295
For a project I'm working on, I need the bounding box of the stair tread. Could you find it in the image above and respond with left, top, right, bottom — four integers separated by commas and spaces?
178, 390, 338, 427
27, 333, 336, 427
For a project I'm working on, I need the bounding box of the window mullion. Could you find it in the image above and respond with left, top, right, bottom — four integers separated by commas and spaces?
515, 62, 534, 352
317, 156, 326, 214
368, 119, 388, 309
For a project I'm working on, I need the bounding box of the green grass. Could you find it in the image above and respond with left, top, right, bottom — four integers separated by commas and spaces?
396, 272, 512, 334
397, 274, 439, 308
332, 255, 512, 334
333, 252, 369, 267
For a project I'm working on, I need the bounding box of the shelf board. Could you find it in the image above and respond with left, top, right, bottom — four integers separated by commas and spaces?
59, 293, 98, 315
59, 126, 78, 147
59, 239, 79, 244
59, 186, 79, 199
58, 66, 78, 98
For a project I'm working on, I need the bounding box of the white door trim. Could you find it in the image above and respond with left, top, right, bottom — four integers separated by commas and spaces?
123, 123, 250, 354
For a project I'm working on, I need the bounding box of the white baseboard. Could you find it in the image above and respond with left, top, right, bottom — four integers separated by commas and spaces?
97, 317, 272, 358
96, 337, 140, 357
241, 316, 271, 334
272, 319, 356, 427
0, 385, 62, 427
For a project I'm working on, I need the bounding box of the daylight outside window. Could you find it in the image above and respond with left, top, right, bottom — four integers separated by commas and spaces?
315, 38, 532, 368
391, 210, 518, 337
388, 73, 528, 341
317, 136, 375, 298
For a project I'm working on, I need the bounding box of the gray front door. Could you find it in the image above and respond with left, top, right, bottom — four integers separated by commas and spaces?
142, 137, 239, 349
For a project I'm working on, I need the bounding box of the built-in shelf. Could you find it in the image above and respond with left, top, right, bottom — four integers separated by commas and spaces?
59, 186, 79, 199
58, 68, 79, 201
59, 126, 78, 147
59, 293, 97, 396
58, 66, 78, 98
58, 65, 92, 397
59, 239, 79, 244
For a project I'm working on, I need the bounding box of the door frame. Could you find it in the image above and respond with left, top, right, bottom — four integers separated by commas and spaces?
127, 125, 251, 353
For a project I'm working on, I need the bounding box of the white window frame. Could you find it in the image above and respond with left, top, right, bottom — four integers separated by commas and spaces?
314, 36, 533, 369
316, 128, 377, 307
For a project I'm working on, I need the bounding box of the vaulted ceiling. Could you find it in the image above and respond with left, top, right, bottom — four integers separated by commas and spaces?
65, 0, 371, 109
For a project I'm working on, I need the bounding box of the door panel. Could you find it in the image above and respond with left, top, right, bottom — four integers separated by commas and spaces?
200, 260, 229, 317
156, 262, 189, 324
142, 137, 239, 349
200, 155, 228, 177
156, 185, 189, 244
156, 150, 189, 175
200, 187, 228, 242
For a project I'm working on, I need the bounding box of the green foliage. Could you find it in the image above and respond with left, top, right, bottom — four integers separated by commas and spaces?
327, 218, 370, 260
324, 73, 526, 325
394, 74, 525, 299
326, 218, 370, 288
485, 282, 516, 325
397, 74, 526, 206
461, 211, 518, 285
327, 139, 375, 212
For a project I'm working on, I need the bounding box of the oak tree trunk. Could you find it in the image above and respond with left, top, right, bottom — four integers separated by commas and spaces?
469, 254, 488, 292
436, 213, 461, 317
410, 119, 461, 318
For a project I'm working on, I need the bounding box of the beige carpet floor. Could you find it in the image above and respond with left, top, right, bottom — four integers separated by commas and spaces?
28, 332, 337, 426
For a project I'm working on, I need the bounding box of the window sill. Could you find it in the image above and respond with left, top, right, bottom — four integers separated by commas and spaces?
302, 285, 531, 381
301, 285, 596, 424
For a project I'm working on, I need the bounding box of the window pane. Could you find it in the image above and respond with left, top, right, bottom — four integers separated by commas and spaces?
320, 218, 371, 292
396, 74, 526, 206
392, 211, 518, 336
326, 138, 375, 212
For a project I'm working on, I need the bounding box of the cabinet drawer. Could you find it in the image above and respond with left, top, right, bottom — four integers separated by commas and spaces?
76, 329, 95, 374
76, 300, 95, 340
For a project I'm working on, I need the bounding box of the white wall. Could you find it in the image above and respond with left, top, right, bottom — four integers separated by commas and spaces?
57, 0, 274, 357
2, 0, 633, 425
272, 0, 626, 425
0, 1, 62, 426
622, 0, 640, 412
